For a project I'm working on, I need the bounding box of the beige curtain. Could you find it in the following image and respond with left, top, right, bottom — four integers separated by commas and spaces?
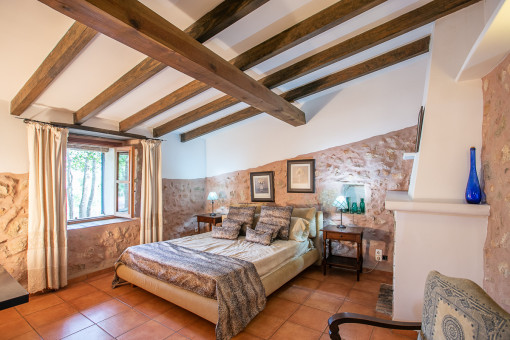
140, 139, 163, 244
26, 122, 68, 293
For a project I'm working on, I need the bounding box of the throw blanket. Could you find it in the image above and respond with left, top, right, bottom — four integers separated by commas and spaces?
112, 241, 266, 339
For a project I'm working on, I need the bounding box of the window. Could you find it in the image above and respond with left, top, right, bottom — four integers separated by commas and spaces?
115, 147, 133, 217
66, 137, 133, 223
66, 147, 105, 220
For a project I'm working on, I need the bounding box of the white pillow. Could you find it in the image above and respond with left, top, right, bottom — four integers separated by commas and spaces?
289, 217, 310, 242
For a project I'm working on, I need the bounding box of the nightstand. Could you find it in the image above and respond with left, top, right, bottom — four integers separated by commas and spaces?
321, 225, 364, 281
196, 214, 222, 233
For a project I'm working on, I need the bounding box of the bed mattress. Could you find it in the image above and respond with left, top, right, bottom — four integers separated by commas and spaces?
168, 231, 314, 278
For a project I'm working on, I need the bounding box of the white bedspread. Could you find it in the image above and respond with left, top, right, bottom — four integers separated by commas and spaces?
169, 232, 313, 278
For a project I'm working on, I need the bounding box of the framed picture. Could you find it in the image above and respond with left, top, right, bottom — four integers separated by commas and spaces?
250, 171, 275, 202
287, 159, 315, 193
416, 106, 425, 152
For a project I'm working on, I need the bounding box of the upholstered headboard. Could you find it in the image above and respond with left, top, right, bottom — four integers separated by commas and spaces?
225, 204, 323, 263
313, 211, 323, 264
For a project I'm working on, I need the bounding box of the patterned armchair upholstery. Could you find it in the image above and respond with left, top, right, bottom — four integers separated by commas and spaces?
328, 270, 510, 339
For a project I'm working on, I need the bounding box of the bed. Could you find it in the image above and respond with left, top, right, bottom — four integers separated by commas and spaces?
114, 208, 323, 337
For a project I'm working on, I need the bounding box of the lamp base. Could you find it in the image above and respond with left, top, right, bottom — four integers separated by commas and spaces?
337, 224, 347, 229
210, 213, 216, 216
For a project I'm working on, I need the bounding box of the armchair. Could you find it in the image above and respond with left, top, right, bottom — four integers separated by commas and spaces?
329, 270, 510, 339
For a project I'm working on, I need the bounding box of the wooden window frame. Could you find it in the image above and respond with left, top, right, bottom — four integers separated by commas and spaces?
114, 146, 134, 218
66, 134, 134, 225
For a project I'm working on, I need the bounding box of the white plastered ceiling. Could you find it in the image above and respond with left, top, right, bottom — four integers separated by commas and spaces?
0, 0, 463, 138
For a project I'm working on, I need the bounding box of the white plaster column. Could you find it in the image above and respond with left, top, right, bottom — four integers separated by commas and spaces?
387, 192, 489, 321
387, 3, 491, 321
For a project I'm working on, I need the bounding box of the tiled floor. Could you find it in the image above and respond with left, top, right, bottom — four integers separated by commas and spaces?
0, 267, 418, 340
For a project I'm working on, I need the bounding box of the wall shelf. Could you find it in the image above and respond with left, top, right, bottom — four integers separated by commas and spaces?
385, 191, 490, 217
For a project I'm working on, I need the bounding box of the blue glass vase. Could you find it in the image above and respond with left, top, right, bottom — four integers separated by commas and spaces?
465, 147, 481, 204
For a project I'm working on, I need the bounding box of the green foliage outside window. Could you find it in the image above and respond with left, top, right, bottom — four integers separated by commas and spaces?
66, 149, 103, 220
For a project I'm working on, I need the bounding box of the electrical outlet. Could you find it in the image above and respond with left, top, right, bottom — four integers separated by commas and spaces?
375, 249, 382, 262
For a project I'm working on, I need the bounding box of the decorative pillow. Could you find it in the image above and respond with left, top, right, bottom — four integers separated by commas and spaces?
252, 214, 260, 228
221, 218, 242, 230
291, 207, 316, 238
211, 225, 240, 240
255, 222, 280, 241
245, 228, 272, 246
226, 206, 257, 236
258, 205, 293, 240
231, 203, 263, 214
289, 217, 310, 242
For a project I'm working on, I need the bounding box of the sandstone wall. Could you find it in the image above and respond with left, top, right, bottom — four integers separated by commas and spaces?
0, 142, 144, 286
0, 173, 29, 287
67, 220, 139, 279
206, 127, 416, 272
162, 178, 206, 240
481, 53, 510, 312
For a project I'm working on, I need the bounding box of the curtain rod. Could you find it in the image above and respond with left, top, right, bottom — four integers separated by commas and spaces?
16, 117, 165, 141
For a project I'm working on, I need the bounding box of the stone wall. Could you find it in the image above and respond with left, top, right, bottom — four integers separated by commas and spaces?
481, 53, 510, 312
206, 127, 416, 272
0, 173, 29, 287
0, 142, 144, 286
0, 171, 141, 286
67, 220, 139, 279
162, 178, 206, 240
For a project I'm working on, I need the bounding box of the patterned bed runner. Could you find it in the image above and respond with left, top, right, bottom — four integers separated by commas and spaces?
113, 241, 266, 339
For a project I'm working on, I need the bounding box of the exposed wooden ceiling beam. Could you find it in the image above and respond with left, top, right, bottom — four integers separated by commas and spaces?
180, 106, 261, 142
281, 36, 431, 101
153, 0, 480, 138
179, 36, 430, 142
229, 0, 387, 70
10, 22, 97, 116
185, 0, 269, 44
74, 0, 268, 124
74, 57, 165, 124
122, 0, 386, 133
260, 0, 480, 88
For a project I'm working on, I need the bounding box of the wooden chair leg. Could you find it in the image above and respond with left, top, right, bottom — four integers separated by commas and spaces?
328, 312, 421, 340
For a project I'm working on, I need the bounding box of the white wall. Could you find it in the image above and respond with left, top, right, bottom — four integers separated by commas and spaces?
0, 100, 29, 174
205, 56, 429, 177
390, 3, 490, 321
410, 3, 485, 200
0, 99, 205, 179
393, 209, 488, 320
161, 133, 206, 179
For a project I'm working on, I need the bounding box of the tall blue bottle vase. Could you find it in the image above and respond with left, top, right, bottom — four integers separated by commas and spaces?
465, 147, 481, 204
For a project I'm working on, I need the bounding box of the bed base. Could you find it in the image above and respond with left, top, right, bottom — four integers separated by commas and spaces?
116, 248, 319, 323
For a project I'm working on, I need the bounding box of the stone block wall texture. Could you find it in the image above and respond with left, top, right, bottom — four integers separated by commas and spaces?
482, 53, 510, 312
0, 171, 141, 286
67, 220, 139, 279
206, 127, 416, 272
0, 173, 29, 287
0, 143, 143, 286
162, 178, 206, 240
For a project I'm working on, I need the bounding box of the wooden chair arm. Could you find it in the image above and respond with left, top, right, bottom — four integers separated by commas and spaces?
328, 312, 422, 340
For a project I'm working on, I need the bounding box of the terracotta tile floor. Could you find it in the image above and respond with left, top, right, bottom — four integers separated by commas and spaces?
0, 267, 419, 340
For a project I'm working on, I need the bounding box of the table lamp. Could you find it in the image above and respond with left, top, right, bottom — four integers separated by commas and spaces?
207, 192, 219, 216
332, 195, 348, 228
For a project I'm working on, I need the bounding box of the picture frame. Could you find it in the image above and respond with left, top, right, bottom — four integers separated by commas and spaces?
250, 171, 275, 202
415, 106, 425, 152
287, 159, 315, 193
